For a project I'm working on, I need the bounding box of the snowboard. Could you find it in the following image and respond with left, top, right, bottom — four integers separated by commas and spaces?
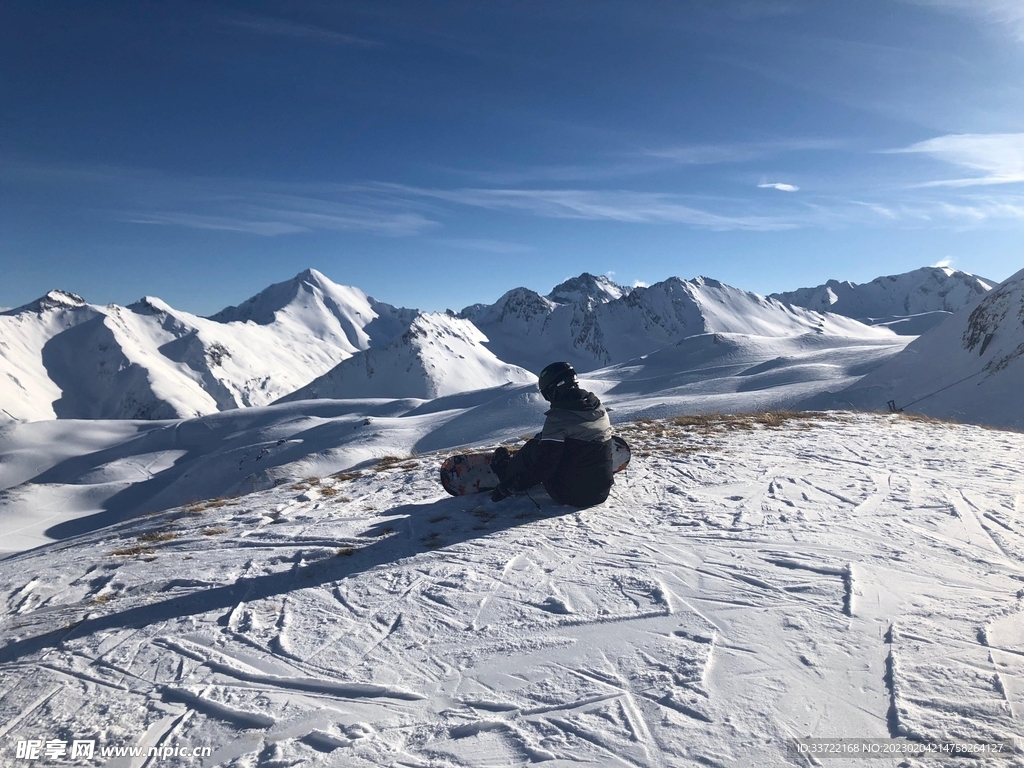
440, 436, 631, 497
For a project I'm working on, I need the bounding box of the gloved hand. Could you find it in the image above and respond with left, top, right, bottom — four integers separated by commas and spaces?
491, 482, 511, 503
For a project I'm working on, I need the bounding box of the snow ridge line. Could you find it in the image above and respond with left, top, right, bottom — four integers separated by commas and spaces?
160, 686, 276, 729
153, 637, 424, 701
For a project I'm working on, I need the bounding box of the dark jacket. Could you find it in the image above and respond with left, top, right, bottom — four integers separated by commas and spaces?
506, 387, 614, 507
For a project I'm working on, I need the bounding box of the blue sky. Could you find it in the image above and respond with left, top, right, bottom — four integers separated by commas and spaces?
2, 1, 1023, 314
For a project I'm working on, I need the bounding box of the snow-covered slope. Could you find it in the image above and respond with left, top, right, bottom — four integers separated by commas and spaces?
772, 266, 994, 333
279, 313, 535, 401
2, 413, 1022, 765
0, 331, 911, 555
0, 291, 100, 422
464, 274, 894, 372
0, 270, 416, 421
585, 331, 909, 419
808, 267, 1024, 429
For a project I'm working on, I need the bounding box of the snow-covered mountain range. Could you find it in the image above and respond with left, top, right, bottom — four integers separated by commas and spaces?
0, 264, 1001, 426
0, 270, 418, 421
805, 266, 1024, 428
771, 266, 994, 335
461, 273, 892, 372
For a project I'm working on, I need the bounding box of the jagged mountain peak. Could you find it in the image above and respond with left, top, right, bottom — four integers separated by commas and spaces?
547, 273, 628, 305
5, 289, 87, 315
207, 268, 364, 325
128, 296, 176, 316
459, 286, 556, 326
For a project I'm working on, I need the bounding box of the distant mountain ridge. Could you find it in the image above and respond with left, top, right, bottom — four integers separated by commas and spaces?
0, 270, 421, 421
462, 274, 895, 373
0, 264, 999, 423
806, 268, 1024, 429
771, 267, 993, 323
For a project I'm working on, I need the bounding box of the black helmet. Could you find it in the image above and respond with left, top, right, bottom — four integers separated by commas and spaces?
538, 361, 578, 401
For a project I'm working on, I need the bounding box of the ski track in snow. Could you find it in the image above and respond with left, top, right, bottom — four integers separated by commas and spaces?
0, 414, 1022, 766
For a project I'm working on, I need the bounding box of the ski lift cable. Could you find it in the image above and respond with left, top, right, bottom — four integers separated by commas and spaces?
891, 368, 986, 412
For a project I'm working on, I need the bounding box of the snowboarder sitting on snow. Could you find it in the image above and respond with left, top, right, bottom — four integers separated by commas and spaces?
490, 361, 614, 508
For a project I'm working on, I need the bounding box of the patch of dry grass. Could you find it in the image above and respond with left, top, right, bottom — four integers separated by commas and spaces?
331, 470, 362, 482
336, 547, 356, 557
667, 410, 826, 431
895, 411, 959, 426
137, 530, 179, 543
375, 455, 419, 471
291, 476, 322, 491
183, 497, 230, 513
617, 411, 836, 457
201, 527, 229, 536
109, 544, 156, 557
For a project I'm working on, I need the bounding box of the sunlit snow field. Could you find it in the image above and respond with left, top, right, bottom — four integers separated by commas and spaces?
1, 410, 1022, 766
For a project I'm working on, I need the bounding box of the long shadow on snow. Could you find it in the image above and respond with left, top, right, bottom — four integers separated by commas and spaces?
0, 490, 578, 666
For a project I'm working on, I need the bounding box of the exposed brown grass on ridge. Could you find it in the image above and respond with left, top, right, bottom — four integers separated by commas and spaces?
618, 411, 840, 456
894, 412, 959, 426
375, 455, 419, 471
137, 530, 179, 543
666, 410, 827, 431
109, 544, 156, 557
331, 471, 362, 482
184, 497, 231, 513
201, 527, 229, 536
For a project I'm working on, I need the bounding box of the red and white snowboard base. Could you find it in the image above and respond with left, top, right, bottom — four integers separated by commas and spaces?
439, 436, 631, 497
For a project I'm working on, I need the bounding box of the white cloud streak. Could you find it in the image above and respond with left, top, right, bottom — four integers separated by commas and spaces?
453, 139, 843, 184
909, 0, 1024, 42
891, 133, 1024, 187
219, 13, 381, 47
380, 184, 798, 231
123, 195, 437, 237
758, 182, 800, 192
647, 138, 840, 165
435, 238, 534, 254
121, 212, 306, 236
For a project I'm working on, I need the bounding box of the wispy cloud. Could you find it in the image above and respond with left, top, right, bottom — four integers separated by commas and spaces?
932, 257, 954, 268
449, 138, 842, 184
219, 12, 381, 47
380, 183, 798, 231
435, 238, 534, 254
890, 133, 1024, 187
908, 0, 1024, 42
123, 193, 438, 238
852, 193, 1024, 225
647, 138, 840, 165
758, 182, 799, 192
121, 212, 306, 236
